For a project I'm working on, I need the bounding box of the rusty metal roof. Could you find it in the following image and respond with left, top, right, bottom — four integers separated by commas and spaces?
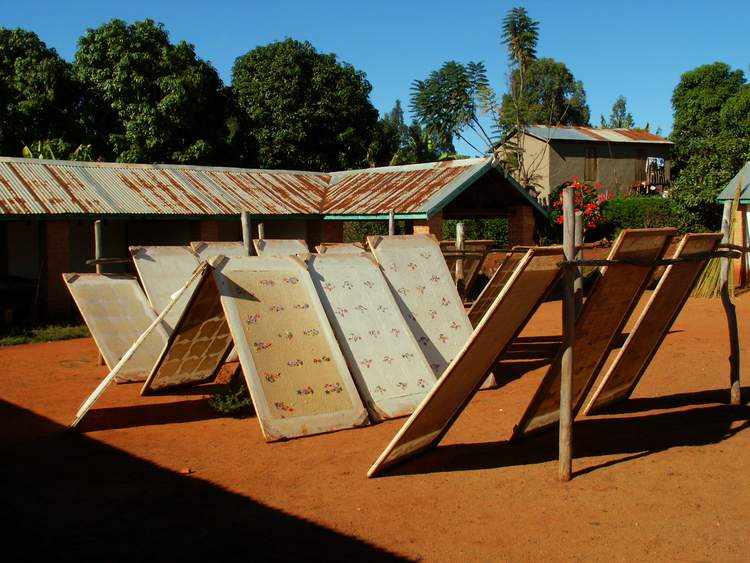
525, 126, 672, 144
0, 156, 507, 219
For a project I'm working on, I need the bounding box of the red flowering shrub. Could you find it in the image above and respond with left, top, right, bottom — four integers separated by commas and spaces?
548, 177, 612, 231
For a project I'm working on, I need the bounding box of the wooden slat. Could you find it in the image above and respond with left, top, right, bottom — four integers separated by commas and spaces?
368, 247, 563, 477
467, 250, 524, 327
582, 233, 722, 414
440, 240, 494, 296
511, 228, 677, 439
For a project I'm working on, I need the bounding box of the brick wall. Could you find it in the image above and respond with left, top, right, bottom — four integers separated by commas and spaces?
307, 220, 343, 250
199, 220, 221, 242
413, 211, 444, 240
507, 205, 536, 246
45, 221, 72, 321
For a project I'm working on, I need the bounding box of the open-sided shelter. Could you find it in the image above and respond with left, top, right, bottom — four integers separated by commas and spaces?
0, 157, 546, 322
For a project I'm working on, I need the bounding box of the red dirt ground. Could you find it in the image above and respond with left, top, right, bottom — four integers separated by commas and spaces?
2, 293, 749, 561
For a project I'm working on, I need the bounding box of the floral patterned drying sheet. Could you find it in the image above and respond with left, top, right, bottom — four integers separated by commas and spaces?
213, 255, 368, 441
309, 253, 437, 420
368, 235, 494, 387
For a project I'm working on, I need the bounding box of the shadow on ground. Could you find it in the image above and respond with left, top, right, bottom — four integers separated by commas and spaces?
0, 400, 407, 562
379, 387, 750, 480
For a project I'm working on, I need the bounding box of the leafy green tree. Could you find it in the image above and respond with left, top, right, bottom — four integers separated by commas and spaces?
600, 95, 635, 128
367, 100, 406, 167
669, 62, 750, 231
500, 58, 590, 129
0, 28, 79, 156
410, 61, 493, 154
232, 39, 378, 172
501, 7, 539, 72
74, 19, 232, 164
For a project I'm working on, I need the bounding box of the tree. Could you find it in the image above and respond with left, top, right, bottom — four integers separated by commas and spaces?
0, 28, 79, 156
500, 58, 590, 129
669, 62, 750, 231
74, 19, 232, 164
367, 100, 406, 167
410, 61, 493, 154
232, 39, 378, 172
600, 95, 635, 128
501, 7, 539, 72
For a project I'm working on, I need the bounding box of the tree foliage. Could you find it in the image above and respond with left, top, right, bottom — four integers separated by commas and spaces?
500, 58, 590, 129
232, 39, 378, 172
501, 7, 539, 73
600, 95, 635, 128
669, 62, 750, 231
0, 28, 79, 156
410, 61, 492, 154
74, 19, 231, 164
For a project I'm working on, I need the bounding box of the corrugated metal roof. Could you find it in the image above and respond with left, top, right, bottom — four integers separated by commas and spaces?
524, 126, 672, 144
324, 158, 489, 215
717, 161, 750, 203
0, 156, 507, 219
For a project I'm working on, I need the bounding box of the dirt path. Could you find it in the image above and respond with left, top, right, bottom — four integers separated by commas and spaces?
1, 294, 749, 561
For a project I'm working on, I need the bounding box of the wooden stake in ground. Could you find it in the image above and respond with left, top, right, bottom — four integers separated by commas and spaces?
455, 222, 465, 297
720, 200, 742, 405
559, 186, 576, 481
388, 210, 395, 236
241, 211, 253, 256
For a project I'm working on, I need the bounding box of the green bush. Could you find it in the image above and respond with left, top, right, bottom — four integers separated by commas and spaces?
599, 196, 680, 238
208, 368, 253, 417
0, 324, 90, 346
342, 220, 391, 243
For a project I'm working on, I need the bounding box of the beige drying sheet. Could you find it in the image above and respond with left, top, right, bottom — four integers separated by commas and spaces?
253, 238, 309, 257
213, 255, 368, 441
367, 235, 491, 385
309, 253, 437, 420
130, 245, 201, 332
63, 273, 169, 382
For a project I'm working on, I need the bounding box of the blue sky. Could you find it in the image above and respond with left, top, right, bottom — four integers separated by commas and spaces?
4, 1, 749, 156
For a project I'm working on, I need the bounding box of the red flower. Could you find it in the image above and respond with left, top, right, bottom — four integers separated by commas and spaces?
555, 216, 564, 224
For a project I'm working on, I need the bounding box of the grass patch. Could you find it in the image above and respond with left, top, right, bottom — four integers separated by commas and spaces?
0, 324, 90, 346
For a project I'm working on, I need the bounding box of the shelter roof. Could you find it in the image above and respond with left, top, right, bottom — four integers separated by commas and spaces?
0, 156, 542, 220
717, 161, 750, 204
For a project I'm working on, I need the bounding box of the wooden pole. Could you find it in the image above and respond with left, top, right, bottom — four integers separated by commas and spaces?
574, 211, 584, 314
94, 220, 103, 274
257, 222, 265, 241
388, 210, 395, 236
559, 186, 576, 481
720, 200, 741, 405
94, 219, 105, 365
241, 211, 252, 256
455, 222, 465, 297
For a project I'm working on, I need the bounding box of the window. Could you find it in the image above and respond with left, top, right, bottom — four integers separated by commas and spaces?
584, 146, 597, 181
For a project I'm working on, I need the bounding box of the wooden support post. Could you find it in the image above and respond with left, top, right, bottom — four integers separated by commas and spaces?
720, 200, 741, 405
388, 210, 395, 236
455, 222, 465, 297
94, 220, 103, 274
559, 186, 576, 481
94, 219, 105, 365
257, 222, 265, 241
574, 211, 584, 314
241, 212, 252, 256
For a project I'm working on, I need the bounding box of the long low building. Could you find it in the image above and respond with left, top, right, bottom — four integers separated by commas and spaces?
0, 156, 547, 321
